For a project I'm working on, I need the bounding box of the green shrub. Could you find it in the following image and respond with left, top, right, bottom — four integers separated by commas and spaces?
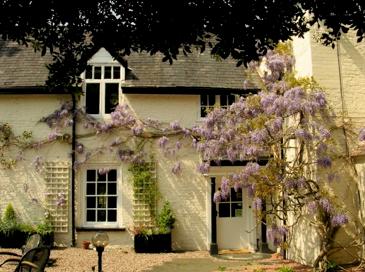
326, 261, 338, 272
157, 201, 175, 234
277, 266, 294, 272
0, 203, 20, 235
36, 212, 54, 236
3, 203, 16, 222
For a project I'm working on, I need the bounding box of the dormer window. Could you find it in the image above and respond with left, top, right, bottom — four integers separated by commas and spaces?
84, 65, 122, 115
82, 48, 125, 116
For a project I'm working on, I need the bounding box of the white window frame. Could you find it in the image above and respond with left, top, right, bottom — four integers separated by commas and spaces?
82, 165, 123, 228
199, 94, 237, 118
217, 187, 243, 218
82, 64, 123, 116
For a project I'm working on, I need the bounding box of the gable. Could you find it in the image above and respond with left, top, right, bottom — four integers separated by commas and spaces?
87, 48, 121, 65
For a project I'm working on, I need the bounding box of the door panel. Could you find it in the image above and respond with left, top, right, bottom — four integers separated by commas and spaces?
216, 178, 256, 251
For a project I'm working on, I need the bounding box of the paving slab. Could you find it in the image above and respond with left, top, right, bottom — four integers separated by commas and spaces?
146, 253, 272, 272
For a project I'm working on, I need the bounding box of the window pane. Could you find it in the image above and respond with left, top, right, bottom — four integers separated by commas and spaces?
87, 170, 96, 181
87, 210, 95, 221
108, 210, 117, 222
97, 210, 106, 221
108, 169, 117, 181
87, 197, 96, 208
86, 184, 95, 195
98, 171, 106, 181
218, 203, 230, 217
104, 66, 112, 79
85, 65, 92, 79
86, 83, 100, 114
108, 183, 117, 195
94, 66, 102, 79
108, 197, 117, 208
105, 83, 119, 113
231, 188, 242, 201
228, 95, 236, 105
231, 203, 243, 217
220, 95, 227, 107
201, 107, 207, 117
113, 66, 120, 79
208, 95, 215, 106
97, 196, 107, 208
200, 95, 207, 106
97, 183, 107, 195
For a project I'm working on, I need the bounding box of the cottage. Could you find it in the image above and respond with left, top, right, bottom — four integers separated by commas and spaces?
0, 40, 262, 253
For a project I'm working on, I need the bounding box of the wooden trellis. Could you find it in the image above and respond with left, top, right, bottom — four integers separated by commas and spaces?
132, 162, 157, 228
44, 161, 69, 233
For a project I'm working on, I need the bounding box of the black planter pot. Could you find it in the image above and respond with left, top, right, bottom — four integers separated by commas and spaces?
41, 233, 54, 248
134, 233, 172, 253
0, 230, 28, 248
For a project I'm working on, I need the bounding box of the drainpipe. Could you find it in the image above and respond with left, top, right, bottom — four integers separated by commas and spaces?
71, 93, 76, 247
210, 177, 218, 255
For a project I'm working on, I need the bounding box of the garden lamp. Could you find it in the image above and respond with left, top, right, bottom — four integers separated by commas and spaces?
92, 232, 109, 272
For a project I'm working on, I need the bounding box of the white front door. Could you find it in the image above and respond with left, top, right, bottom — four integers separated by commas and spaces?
216, 179, 256, 251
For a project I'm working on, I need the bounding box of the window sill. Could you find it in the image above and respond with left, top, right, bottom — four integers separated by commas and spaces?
76, 227, 126, 232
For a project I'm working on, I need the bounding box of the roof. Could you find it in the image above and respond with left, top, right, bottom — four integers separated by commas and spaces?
0, 40, 52, 90
123, 49, 260, 90
0, 41, 260, 91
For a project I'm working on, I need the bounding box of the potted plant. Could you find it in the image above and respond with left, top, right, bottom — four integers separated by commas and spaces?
82, 240, 91, 249
133, 201, 175, 253
35, 211, 54, 247
0, 203, 28, 248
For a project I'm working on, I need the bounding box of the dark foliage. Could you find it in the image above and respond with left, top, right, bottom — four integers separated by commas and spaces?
1, 1, 365, 90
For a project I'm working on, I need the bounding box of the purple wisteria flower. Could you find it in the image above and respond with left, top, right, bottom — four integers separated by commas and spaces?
48, 130, 62, 141
285, 177, 305, 190
118, 149, 134, 162
131, 125, 144, 136
307, 201, 318, 214
318, 127, 331, 140
158, 136, 169, 148
250, 129, 268, 144
197, 162, 210, 174
253, 197, 263, 210
233, 181, 242, 192
331, 214, 349, 227
267, 224, 288, 246
359, 128, 365, 141
171, 162, 182, 175
56, 193, 67, 207
319, 198, 332, 213
317, 156, 332, 168
221, 177, 230, 200
295, 129, 312, 141
213, 191, 222, 203
244, 162, 260, 175
175, 141, 182, 150
170, 120, 181, 130
313, 92, 327, 108
247, 184, 255, 198
98, 168, 110, 175
32, 156, 44, 172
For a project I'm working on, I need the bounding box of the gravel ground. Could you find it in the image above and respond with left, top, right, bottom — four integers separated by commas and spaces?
0, 247, 212, 272
0, 247, 363, 272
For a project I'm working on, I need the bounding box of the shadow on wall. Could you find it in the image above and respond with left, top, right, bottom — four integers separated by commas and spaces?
156, 149, 209, 251
340, 36, 365, 77
0, 164, 46, 223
